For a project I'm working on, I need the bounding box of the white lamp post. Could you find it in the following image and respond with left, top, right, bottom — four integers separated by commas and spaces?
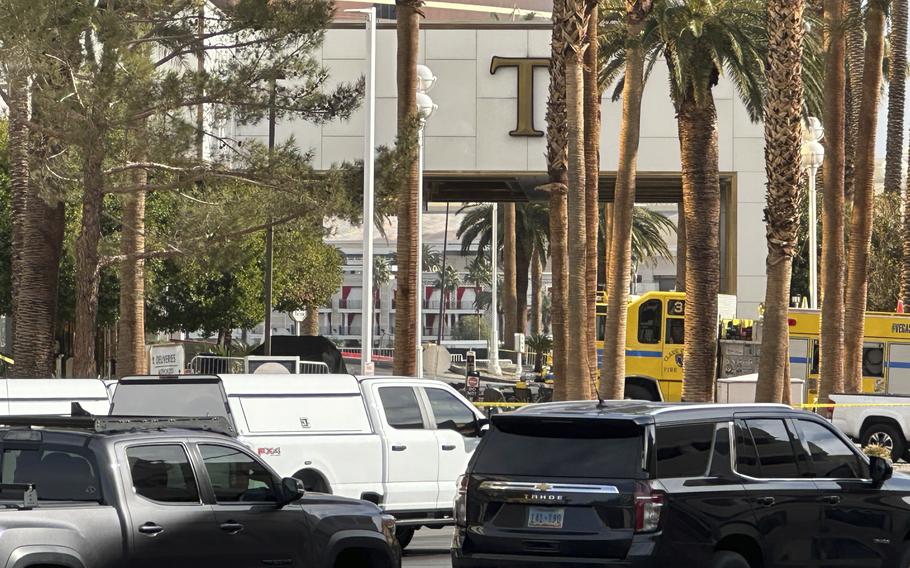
489, 204, 502, 376
801, 116, 825, 310
414, 69, 436, 376
346, 8, 377, 375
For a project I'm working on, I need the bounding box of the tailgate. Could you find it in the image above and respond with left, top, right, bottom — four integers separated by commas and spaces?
463, 415, 646, 560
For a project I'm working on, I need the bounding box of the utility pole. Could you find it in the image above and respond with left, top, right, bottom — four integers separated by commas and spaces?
263, 78, 277, 356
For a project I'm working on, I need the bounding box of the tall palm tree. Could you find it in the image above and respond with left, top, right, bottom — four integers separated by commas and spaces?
542, 0, 570, 400
818, 0, 848, 405
658, 0, 765, 402
885, 0, 907, 196
503, 204, 518, 350
845, 0, 864, 202
564, 0, 593, 400
465, 254, 492, 335
756, 0, 805, 404
393, 0, 423, 376
422, 245, 442, 273
584, 0, 601, 385
600, 0, 653, 400
844, 0, 887, 394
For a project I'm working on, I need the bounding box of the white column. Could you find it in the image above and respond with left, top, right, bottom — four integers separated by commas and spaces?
807, 169, 818, 310
416, 128, 424, 376
489, 203, 502, 375
360, 8, 376, 375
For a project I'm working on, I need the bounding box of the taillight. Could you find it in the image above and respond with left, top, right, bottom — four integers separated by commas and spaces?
634, 481, 664, 533
455, 475, 469, 526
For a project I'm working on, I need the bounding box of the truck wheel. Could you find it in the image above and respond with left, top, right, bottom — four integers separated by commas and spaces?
861, 423, 906, 463
396, 526, 415, 549
711, 551, 751, 568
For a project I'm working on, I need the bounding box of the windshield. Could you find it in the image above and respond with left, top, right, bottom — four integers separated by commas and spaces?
0, 445, 101, 502
111, 382, 228, 419
473, 418, 645, 478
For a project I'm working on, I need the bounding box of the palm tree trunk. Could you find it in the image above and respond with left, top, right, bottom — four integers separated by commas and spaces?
515, 235, 530, 335
676, 201, 686, 291
530, 247, 543, 335
584, 0, 600, 384
116, 180, 148, 377
503, 203, 518, 351
756, 0, 805, 404
73, 139, 105, 377
544, 0, 569, 400
678, 96, 720, 403
818, 0, 848, 404
303, 304, 320, 335
844, 2, 886, 393
844, 0, 864, 201
566, 48, 591, 400
885, 0, 907, 196
7, 71, 28, 354
393, 0, 421, 376
601, 0, 649, 400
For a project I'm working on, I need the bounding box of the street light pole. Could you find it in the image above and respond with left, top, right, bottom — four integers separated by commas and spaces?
489, 203, 502, 375
263, 77, 277, 356
801, 117, 825, 310
415, 67, 436, 377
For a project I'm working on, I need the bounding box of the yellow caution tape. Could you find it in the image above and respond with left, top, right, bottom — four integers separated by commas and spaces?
473, 400, 910, 411
0, 354, 12, 365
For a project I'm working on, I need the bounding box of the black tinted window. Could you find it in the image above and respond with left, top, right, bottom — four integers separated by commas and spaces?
426, 388, 477, 436
1, 447, 100, 502
655, 423, 715, 477
473, 419, 645, 478
638, 300, 662, 344
113, 382, 227, 418
127, 445, 200, 503
379, 387, 424, 429
747, 419, 800, 478
666, 318, 684, 345
708, 425, 732, 477
796, 420, 867, 479
735, 423, 761, 477
200, 445, 276, 503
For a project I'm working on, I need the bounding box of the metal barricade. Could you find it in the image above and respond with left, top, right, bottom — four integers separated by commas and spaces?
298, 361, 330, 374
187, 355, 245, 374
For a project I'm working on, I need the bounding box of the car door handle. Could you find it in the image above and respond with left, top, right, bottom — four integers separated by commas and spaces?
441, 444, 456, 451
391, 444, 407, 451
220, 521, 244, 534
138, 522, 164, 536
753, 496, 776, 507
820, 495, 842, 505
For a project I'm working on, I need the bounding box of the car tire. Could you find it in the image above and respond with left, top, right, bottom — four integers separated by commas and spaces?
396, 526, 415, 550
861, 423, 906, 463
711, 551, 751, 568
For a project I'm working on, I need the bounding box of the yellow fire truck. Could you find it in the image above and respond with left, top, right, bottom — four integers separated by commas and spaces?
595, 291, 910, 402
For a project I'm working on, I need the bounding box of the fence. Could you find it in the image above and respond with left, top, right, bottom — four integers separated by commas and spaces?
187, 355, 246, 374
299, 361, 330, 374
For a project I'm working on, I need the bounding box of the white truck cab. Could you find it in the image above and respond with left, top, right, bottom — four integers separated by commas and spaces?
1, 378, 111, 415
109, 373, 486, 544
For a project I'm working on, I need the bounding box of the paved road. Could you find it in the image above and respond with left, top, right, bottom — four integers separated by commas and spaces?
402, 527, 454, 567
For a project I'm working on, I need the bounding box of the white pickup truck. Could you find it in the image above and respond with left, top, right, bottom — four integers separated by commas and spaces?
110, 373, 487, 547
830, 392, 910, 461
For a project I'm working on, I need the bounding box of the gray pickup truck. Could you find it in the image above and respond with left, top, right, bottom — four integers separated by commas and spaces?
0, 415, 399, 568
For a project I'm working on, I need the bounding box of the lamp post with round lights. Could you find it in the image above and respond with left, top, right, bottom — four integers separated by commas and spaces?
800, 117, 825, 310
414, 65, 436, 375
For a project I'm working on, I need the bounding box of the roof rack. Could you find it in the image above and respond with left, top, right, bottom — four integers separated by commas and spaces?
0, 415, 236, 437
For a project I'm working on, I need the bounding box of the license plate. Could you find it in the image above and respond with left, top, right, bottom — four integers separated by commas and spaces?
527, 507, 565, 529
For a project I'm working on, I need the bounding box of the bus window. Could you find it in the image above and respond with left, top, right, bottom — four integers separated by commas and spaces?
596, 315, 606, 342
863, 343, 885, 378
665, 318, 684, 345
638, 300, 662, 344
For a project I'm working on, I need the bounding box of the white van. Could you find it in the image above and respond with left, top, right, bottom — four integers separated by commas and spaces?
1, 378, 111, 415
109, 373, 487, 547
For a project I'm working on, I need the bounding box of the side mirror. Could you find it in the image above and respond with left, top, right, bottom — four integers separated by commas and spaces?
278, 477, 305, 506
474, 417, 490, 438
869, 456, 893, 486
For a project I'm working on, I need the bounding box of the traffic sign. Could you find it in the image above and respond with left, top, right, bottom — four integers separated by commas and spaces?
290, 310, 307, 322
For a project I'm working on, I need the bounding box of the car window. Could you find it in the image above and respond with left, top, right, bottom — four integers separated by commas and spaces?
638, 300, 662, 344
665, 318, 684, 345
735, 422, 762, 477
796, 420, 868, 479
745, 419, 801, 478
199, 445, 277, 503
1, 447, 101, 502
127, 445, 200, 504
708, 424, 733, 477
425, 388, 477, 436
655, 423, 715, 477
378, 387, 425, 430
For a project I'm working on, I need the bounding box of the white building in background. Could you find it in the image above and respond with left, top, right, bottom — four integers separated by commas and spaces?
235, 20, 771, 345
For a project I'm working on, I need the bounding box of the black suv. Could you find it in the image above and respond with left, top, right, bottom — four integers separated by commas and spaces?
452, 401, 910, 568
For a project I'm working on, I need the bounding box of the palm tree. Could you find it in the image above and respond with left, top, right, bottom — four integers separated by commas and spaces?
818, 0, 848, 405
755, 0, 805, 404
503, 204, 518, 350
599, 0, 653, 400
542, 0, 570, 400
885, 0, 907, 196
658, 0, 765, 402
845, 0, 864, 202
844, 1, 887, 394
433, 265, 460, 338
563, 0, 593, 400
422, 244, 442, 273
465, 254, 492, 338
584, 0, 601, 385
393, 0, 423, 376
